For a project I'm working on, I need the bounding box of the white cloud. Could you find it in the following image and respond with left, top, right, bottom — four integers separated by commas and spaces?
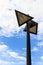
37, 62, 43, 65
0, 0, 25, 37
37, 42, 43, 47
38, 22, 43, 33
0, 44, 8, 52
0, 0, 43, 37
0, 59, 26, 65
0, 60, 15, 65
31, 47, 38, 52
31, 22, 43, 42
40, 56, 43, 60
0, 42, 26, 65
12, 0, 43, 19
8, 51, 26, 60
22, 48, 26, 50
32, 61, 43, 65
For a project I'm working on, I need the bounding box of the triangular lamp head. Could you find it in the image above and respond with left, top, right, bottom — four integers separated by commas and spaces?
15, 10, 33, 26
24, 20, 38, 35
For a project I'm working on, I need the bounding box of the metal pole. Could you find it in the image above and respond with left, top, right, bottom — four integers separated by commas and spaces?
27, 22, 31, 65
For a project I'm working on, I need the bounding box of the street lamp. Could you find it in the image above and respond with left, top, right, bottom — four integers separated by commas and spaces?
15, 10, 33, 26
24, 20, 38, 34
24, 20, 38, 65
15, 10, 38, 65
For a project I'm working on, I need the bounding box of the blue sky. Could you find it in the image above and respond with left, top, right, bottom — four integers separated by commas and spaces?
0, 0, 43, 65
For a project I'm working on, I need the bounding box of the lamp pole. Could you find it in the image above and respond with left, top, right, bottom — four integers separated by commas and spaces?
27, 22, 31, 65
15, 10, 38, 65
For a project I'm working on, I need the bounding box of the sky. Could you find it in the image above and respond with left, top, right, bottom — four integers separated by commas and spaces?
0, 0, 43, 65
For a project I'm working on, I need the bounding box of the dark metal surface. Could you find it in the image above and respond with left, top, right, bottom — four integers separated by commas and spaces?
27, 22, 31, 65
15, 10, 33, 26
24, 20, 38, 35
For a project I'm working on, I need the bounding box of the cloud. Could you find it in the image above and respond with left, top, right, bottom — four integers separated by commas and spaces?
38, 22, 43, 34
22, 48, 26, 50
0, 60, 15, 65
0, 44, 8, 52
32, 61, 43, 65
12, 0, 43, 19
37, 22, 43, 41
31, 47, 38, 52
37, 22, 43, 46
0, 42, 26, 65
37, 42, 43, 47
0, 0, 25, 37
30, 21, 43, 43
0, 60, 26, 65
40, 56, 43, 60
38, 62, 43, 65
0, 0, 43, 37
8, 51, 26, 60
